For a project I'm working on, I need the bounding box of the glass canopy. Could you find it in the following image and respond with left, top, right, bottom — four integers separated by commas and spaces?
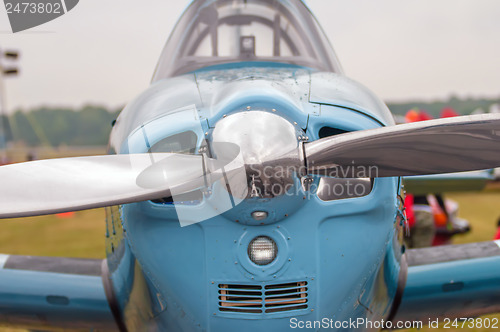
153, 0, 342, 80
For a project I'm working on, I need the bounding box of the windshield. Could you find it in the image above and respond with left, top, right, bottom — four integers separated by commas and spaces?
153, 0, 342, 80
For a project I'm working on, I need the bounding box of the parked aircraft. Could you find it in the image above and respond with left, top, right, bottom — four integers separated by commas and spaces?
1, 1, 500, 331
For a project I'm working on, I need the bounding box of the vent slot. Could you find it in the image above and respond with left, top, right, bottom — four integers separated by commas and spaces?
219, 284, 263, 313
218, 281, 308, 314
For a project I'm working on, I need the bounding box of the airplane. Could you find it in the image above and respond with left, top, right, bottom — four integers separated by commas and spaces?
1, 0, 500, 331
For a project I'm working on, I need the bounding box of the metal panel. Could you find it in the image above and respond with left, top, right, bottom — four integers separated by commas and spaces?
309, 72, 395, 126
393, 242, 500, 324
0, 259, 117, 331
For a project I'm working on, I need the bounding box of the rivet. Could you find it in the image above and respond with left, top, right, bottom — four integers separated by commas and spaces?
273, 275, 277, 278
247, 106, 251, 110
287, 237, 291, 240
223, 114, 227, 118
294, 121, 298, 125
288, 258, 292, 261
284, 214, 288, 217
272, 109, 277, 112
234, 261, 238, 265
211, 281, 214, 284
311, 309, 314, 312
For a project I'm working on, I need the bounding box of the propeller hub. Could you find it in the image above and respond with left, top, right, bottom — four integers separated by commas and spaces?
211, 110, 304, 199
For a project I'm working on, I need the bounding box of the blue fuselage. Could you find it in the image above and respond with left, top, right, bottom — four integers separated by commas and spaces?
105, 64, 405, 331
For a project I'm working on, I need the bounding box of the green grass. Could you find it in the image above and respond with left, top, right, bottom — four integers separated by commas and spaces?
446, 191, 500, 244
0, 192, 498, 331
0, 209, 105, 258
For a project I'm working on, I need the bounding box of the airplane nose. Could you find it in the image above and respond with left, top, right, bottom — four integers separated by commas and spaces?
211, 110, 305, 199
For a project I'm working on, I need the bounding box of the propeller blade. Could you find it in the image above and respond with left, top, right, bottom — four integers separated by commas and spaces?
0, 151, 238, 219
304, 113, 500, 178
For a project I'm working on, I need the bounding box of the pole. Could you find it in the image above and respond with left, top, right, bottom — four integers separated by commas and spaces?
0, 48, 19, 164
0, 57, 7, 162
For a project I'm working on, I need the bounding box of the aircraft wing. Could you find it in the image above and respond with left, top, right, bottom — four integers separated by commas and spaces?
0, 254, 118, 331
392, 241, 500, 325
403, 170, 494, 195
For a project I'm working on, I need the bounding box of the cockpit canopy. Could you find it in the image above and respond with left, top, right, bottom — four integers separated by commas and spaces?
153, 0, 342, 80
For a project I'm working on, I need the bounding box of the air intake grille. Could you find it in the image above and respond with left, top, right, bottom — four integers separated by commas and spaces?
218, 281, 308, 313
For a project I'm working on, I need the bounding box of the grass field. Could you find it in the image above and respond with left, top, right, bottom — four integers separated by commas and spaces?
0, 175, 499, 330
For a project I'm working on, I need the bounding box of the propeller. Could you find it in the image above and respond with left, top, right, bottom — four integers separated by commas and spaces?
0, 143, 243, 219
304, 113, 500, 178
1, 113, 500, 220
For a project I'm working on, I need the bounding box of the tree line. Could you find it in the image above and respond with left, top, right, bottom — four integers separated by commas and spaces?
1, 105, 121, 147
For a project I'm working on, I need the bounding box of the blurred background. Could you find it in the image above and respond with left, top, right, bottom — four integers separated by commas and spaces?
1, 1, 500, 331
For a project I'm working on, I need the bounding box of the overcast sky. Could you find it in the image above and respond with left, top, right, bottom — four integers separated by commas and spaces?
1, 0, 500, 112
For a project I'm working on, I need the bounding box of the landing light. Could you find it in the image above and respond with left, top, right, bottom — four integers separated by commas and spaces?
248, 236, 278, 265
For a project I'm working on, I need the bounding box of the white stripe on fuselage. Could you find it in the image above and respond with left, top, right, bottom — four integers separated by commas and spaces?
0, 254, 9, 269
